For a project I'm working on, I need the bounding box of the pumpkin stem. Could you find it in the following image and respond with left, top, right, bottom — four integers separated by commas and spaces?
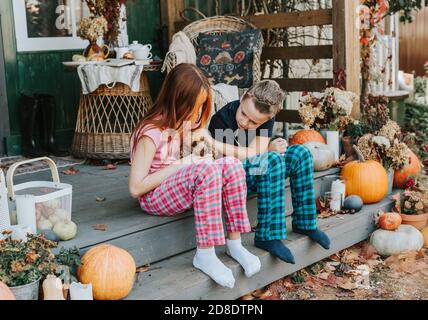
353, 145, 365, 162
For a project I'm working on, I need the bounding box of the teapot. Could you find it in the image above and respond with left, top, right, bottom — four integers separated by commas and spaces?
129, 41, 152, 60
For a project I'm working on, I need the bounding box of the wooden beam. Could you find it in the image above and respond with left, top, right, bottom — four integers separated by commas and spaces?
332, 0, 361, 118
160, 0, 185, 42
272, 78, 334, 92
242, 9, 333, 29
275, 109, 301, 124
261, 45, 333, 61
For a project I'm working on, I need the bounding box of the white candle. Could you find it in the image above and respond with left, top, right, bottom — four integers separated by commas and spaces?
15, 194, 37, 233
326, 131, 340, 160
70, 282, 93, 300
330, 192, 342, 212
331, 179, 346, 207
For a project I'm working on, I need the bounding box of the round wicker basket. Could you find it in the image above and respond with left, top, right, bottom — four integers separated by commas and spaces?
71, 74, 152, 159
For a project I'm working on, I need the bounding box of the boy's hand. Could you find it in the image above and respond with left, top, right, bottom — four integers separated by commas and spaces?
268, 138, 288, 153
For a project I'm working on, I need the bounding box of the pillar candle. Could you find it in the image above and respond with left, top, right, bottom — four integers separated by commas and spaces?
70, 282, 93, 300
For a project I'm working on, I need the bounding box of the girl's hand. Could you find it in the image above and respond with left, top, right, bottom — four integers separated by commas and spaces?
268, 138, 288, 153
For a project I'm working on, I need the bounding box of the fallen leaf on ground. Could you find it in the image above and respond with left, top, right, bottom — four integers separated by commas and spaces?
62, 167, 79, 175
136, 266, 149, 273
360, 243, 378, 260
337, 277, 358, 291
104, 164, 117, 170
93, 224, 107, 231
96, 196, 106, 202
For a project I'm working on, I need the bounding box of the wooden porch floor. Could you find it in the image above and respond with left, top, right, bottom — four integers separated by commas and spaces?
13, 163, 394, 300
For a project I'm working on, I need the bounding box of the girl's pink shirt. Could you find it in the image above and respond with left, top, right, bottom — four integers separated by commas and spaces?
131, 127, 181, 174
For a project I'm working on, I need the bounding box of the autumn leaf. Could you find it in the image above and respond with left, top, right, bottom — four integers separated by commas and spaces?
93, 224, 107, 231
104, 164, 117, 170
62, 167, 79, 175
360, 243, 378, 260
136, 266, 150, 273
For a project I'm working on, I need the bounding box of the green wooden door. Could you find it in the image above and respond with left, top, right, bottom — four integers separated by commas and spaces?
0, 14, 10, 156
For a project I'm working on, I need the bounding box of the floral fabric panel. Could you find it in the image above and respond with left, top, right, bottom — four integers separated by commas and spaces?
196, 29, 262, 88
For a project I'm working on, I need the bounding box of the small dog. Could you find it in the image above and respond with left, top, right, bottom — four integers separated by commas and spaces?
182, 136, 218, 159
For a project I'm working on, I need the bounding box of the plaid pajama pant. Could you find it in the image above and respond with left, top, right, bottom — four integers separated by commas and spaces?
242, 145, 317, 241
139, 156, 251, 247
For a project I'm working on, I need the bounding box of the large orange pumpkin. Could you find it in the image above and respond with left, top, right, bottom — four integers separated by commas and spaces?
0, 282, 16, 300
393, 149, 422, 188
77, 244, 136, 300
378, 212, 402, 231
290, 130, 326, 145
341, 146, 388, 204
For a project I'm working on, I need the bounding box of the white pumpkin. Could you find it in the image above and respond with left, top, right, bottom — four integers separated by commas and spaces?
303, 142, 336, 171
44, 199, 61, 210
37, 218, 53, 230
53, 220, 77, 241
48, 214, 62, 226
370, 224, 424, 256
54, 208, 70, 220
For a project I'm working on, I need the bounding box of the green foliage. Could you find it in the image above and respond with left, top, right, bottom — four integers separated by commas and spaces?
0, 233, 58, 287
404, 102, 428, 160
55, 247, 81, 279
387, 0, 424, 23
414, 76, 427, 97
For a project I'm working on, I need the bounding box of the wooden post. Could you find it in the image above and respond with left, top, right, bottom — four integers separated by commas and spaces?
0, 14, 10, 155
332, 0, 361, 118
160, 0, 185, 43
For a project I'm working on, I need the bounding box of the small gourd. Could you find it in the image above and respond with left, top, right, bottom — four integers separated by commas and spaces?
421, 227, 428, 248
0, 281, 15, 300
343, 195, 363, 212
377, 212, 402, 231
303, 142, 336, 171
43, 275, 65, 300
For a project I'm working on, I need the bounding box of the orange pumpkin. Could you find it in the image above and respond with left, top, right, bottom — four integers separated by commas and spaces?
341, 146, 388, 204
393, 149, 422, 188
78, 244, 136, 300
0, 282, 16, 300
290, 130, 326, 145
378, 212, 402, 230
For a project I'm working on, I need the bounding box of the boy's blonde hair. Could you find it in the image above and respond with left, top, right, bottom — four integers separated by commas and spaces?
243, 80, 286, 115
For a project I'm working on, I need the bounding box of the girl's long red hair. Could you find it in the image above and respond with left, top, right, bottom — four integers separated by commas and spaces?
130, 63, 212, 159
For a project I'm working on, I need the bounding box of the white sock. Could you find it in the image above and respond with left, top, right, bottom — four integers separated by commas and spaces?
193, 247, 235, 288
226, 238, 261, 277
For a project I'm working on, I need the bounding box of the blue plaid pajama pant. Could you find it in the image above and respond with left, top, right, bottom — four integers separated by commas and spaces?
242, 145, 317, 241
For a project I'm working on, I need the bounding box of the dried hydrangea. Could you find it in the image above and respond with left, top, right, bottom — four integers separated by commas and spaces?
372, 135, 391, 149
378, 120, 401, 142
298, 96, 325, 128
357, 134, 379, 161
78, 16, 108, 41
386, 141, 410, 170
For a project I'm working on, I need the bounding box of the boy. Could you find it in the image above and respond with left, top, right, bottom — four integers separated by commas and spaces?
207, 80, 330, 264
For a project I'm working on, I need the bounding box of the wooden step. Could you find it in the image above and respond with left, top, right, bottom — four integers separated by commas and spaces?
57, 168, 341, 266
126, 197, 394, 300
14, 164, 341, 266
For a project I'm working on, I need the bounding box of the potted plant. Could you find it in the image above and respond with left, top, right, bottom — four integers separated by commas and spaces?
78, 16, 109, 59
298, 87, 358, 160
392, 188, 428, 231
0, 232, 58, 300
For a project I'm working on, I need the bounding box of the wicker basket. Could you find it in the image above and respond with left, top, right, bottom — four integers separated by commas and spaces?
71, 74, 152, 159
168, 15, 264, 87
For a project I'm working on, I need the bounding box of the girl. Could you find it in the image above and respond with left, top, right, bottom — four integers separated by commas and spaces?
129, 63, 260, 288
